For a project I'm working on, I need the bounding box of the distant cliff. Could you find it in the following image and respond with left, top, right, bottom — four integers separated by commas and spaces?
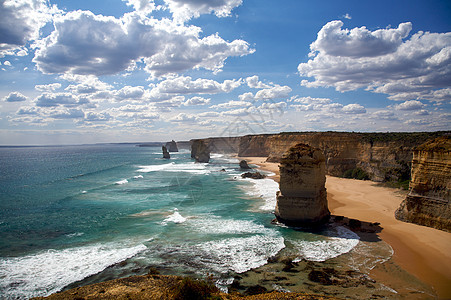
395, 137, 451, 231
191, 131, 449, 183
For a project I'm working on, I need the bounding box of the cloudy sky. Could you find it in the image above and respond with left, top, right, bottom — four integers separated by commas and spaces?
0, 0, 450, 145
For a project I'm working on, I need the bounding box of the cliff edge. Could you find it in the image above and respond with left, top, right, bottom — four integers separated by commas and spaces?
395, 136, 451, 231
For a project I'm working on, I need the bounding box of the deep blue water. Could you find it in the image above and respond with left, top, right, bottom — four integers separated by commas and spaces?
0, 144, 363, 299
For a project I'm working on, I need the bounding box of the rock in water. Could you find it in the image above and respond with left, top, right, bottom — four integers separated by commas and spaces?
162, 146, 170, 159
241, 172, 266, 179
191, 140, 210, 163
395, 136, 451, 231
239, 160, 252, 169
275, 143, 330, 226
166, 140, 179, 152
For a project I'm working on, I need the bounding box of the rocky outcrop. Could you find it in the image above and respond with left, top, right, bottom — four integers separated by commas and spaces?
166, 140, 179, 152
275, 143, 330, 226
239, 160, 251, 169
190, 139, 210, 163
395, 137, 451, 231
241, 172, 266, 179
162, 146, 170, 159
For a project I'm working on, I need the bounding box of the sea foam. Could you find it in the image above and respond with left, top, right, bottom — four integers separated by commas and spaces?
0, 243, 146, 299
291, 226, 360, 262
162, 208, 187, 224
137, 162, 209, 175
240, 177, 279, 211
115, 179, 128, 185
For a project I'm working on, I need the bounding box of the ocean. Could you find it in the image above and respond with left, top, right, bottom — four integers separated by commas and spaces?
0, 144, 388, 299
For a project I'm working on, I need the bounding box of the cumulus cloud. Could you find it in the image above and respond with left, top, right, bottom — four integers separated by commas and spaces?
48, 108, 85, 119
254, 85, 292, 100
394, 100, 425, 110
35, 92, 87, 107
123, 0, 156, 14
84, 111, 112, 122
299, 21, 451, 102
151, 76, 242, 96
342, 103, 366, 114
184, 96, 210, 106
115, 86, 146, 101
165, 0, 243, 23
246, 75, 271, 89
35, 83, 62, 92
0, 0, 57, 57
3, 91, 27, 102
210, 100, 252, 109
169, 112, 198, 122
33, 11, 254, 78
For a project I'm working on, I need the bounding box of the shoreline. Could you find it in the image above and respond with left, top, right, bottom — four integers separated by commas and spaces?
243, 157, 451, 299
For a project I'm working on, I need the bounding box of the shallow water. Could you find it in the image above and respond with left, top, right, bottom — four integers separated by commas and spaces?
0, 145, 378, 299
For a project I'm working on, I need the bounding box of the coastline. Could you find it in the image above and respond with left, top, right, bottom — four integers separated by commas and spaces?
244, 157, 451, 299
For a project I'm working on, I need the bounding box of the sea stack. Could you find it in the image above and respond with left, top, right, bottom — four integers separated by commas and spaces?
395, 136, 450, 231
191, 140, 210, 163
162, 146, 170, 159
239, 160, 251, 169
275, 143, 330, 226
166, 140, 179, 152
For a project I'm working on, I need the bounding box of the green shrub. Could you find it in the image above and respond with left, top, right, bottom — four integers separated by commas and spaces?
343, 168, 370, 180
173, 277, 219, 300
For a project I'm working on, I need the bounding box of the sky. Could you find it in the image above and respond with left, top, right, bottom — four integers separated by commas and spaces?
0, 0, 450, 145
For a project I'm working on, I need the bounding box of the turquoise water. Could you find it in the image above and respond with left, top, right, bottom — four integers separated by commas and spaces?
0, 144, 363, 299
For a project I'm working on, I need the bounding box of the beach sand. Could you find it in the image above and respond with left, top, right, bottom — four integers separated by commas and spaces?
243, 157, 451, 299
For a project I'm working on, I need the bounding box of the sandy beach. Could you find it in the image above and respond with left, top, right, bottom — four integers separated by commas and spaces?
244, 157, 451, 299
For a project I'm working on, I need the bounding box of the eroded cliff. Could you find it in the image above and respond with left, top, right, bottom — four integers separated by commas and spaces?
395, 137, 451, 231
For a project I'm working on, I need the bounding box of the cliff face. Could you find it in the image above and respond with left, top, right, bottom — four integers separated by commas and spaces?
190, 132, 448, 182
275, 144, 330, 226
395, 137, 451, 231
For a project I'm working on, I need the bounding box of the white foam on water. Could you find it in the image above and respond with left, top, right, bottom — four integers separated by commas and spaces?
161, 209, 187, 224
240, 177, 279, 211
137, 162, 209, 175
115, 179, 128, 185
291, 226, 360, 262
0, 243, 147, 299
197, 234, 285, 274
133, 175, 143, 179
81, 190, 87, 194
191, 215, 272, 235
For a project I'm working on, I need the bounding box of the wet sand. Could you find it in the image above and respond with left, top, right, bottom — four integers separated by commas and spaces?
243, 157, 451, 299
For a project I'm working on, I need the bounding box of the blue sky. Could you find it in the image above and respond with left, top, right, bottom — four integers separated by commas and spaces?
0, 0, 450, 145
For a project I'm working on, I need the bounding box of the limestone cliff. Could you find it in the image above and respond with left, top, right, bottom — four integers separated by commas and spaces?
162, 146, 170, 159
395, 137, 451, 231
165, 140, 179, 152
190, 132, 449, 182
275, 143, 330, 226
190, 139, 210, 163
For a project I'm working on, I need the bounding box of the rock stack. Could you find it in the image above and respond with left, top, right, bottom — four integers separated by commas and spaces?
166, 140, 179, 152
275, 143, 330, 226
395, 136, 450, 231
191, 140, 210, 163
162, 146, 170, 159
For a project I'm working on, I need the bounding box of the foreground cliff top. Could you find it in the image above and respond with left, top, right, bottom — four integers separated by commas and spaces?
415, 136, 450, 152
33, 274, 341, 300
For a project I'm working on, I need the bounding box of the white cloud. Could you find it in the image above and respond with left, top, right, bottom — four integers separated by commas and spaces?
123, 0, 156, 14
115, 86, 146, 101
0, 0, 57, 57
184, 96, 210, 106
48, 108, 85, 119
33, 11, 254, 78
238, 92, 254, 101
254, 85, 292, 100
84, 111, 112, 122
343, 13, 351, 20
169, 112, 198, 122
290, 96, 331, 104
3, 60, 11, 66
299, 21, 451, 102
35, 83, 62, 92
245, 75, 271, 89
35, 92, 86, 107
151, 76, 242, 96
164, 0, 243, 23
16, 106, 40, 115
342, 103, 366, 114
3, 91, 27, 102
371, 110, 397, 120
395, 100, 425, 110
210, 100, 252, 109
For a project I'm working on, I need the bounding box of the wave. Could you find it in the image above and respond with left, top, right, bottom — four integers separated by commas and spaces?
137, 162, 210, 175
161, 209, 187, 224
240, 177, 279, 211
191, 215, 273, 235
0, 243, 147, 299
115, 179, 128, 185
133, 175, 143, 179
291, 226, 360, 262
